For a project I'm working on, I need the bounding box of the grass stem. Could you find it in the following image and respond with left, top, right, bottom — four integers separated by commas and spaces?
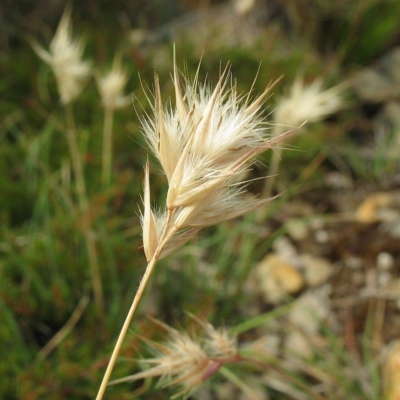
96, 212, 177, 400
34, 293, 89, 363
95, 255, 158, 400
65, 103, 104, 317
102, 106, 114, 188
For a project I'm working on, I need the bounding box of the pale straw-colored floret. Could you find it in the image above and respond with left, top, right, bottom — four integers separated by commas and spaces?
110, 319, 238, 398
203, 324, 238, 358
32, 9, 91, 104
139, 330, 210, 398
274, 76, 344, 129
140, 57, 291, 261
141, 160, 201, 261
96, 55, 130, 109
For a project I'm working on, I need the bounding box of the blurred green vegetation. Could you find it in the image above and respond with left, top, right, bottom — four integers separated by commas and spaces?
1, 0, 399, 399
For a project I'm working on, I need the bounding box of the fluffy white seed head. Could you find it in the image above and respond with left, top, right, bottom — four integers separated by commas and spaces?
203, 324, 238, 359
137, 330, 210, 398
110, 318, 238, 398
140, 58, 291, 259
96, 55, 130, 109
274, 76, 344, 130
33, 8, 91, 104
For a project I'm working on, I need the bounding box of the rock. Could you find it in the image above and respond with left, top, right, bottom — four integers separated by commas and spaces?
286, 220, 309, 241
383, 341, 400, 400
377, 252, 395, 270
272, 236, 299, 265
254, 253, 304, 304
314, 229, 330, 244
284, 331, 313, 359
325, 172, 353, 190
301, 254, 333, 287
233, 0, 256, 15
355, 192, 392, 223
287, 286, 331, 334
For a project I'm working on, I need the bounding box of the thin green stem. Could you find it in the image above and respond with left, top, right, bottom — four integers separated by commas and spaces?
65, 103, 104, 317
65, 104, 88, 213
95, 211, 177, 400
102, 106, 114, 188
231, 302, 293, 335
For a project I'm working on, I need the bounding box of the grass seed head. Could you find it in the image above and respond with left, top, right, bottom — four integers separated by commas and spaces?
203, 325, 238, 359
32, 8, 91, 104
96, 54, 130, 109
141, 57, 291, 257
111, 318, 238, 398
274, 76, 344, 129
